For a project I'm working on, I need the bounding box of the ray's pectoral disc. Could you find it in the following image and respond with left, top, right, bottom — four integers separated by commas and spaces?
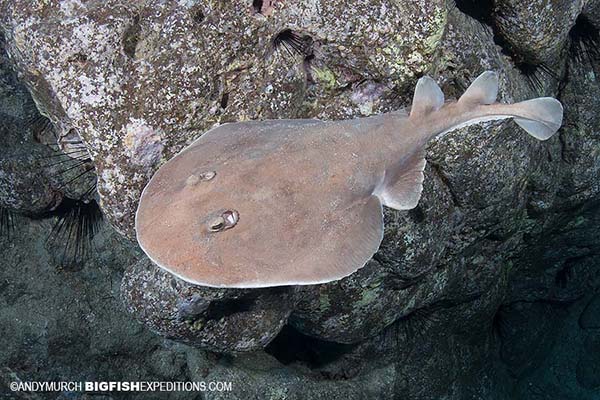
135, 119, 386, 289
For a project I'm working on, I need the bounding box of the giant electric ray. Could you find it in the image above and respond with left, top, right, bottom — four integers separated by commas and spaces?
135, 71, 563, 288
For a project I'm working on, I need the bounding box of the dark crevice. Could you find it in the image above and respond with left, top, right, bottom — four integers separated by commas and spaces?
190, 6, 205, 24
265, 325, 356, 370
569, 15, 600, 68
555, 255, 591, 289
495, 43, 557, 93
66, 53, 88, 65
491, 305, 510, 339
376, 252, 431, 291
393, 296, 484, 345
579, 295, 600, 329
484, 228, 508, 242
122, 14, 141, 59
430, 162, 461, 207
384, 271, 427, 291
219, 92, 229, 109
408, 205, 425, 223
431, 292, 485, 310
48, 332, 91, 358
492, 300, 579, 365
252, 0, 264, 14
371, 253, 385, 265
557, 114, 576, 164
454, 0, 494, 25
205, 297, 253, 320
303, 53, 316, 83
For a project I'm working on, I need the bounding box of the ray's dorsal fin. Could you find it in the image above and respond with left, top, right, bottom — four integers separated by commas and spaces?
458, 71, 499, 106
410, 76, 444, 118
376, 151, 426, 211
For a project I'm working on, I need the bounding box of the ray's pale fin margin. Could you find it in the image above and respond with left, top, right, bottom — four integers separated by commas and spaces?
458, 71, 499, 105
324, 195, 384, 283
409, 76, 445, 118
376, 151, 426, 211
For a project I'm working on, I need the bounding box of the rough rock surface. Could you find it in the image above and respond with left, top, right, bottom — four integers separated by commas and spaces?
0, 35, 61, 215
0, 0, 447, 237
121, 258, 294, 353
0, 34, 96, 215
493, 0, 584, 63
1, 0, 599, 399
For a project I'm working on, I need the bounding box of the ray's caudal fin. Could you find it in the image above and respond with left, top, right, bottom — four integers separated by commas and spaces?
378, 71, 562, 213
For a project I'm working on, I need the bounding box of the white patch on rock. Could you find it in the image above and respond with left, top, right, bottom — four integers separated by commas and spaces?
59, 0, 85, 18
78, 75, 105, 106
177, 0, 196, 8
123, 119, 165, 169
100, 166, 127, 193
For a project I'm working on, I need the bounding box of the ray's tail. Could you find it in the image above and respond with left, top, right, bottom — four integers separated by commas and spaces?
410, 71, 564, 141
379, 71, 564, 213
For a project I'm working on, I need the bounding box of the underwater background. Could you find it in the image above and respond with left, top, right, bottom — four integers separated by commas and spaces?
0, 1, 599, 399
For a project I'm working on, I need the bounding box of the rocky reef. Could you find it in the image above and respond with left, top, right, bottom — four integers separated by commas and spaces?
0, 0, 599, 399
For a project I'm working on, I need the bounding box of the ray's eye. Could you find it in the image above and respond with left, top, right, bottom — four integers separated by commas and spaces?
199, 171, 216, 181
222, 210, 238, 226
186, 171, 216, 187
207, 210, 239, 232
